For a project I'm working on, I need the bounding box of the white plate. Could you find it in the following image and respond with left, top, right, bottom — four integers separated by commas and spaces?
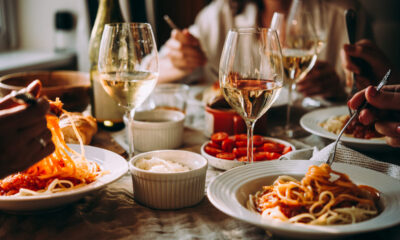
207, 160, 400, 239
201, 137, 296, 170
300, 106, 387, 150
0, 144, 128, 213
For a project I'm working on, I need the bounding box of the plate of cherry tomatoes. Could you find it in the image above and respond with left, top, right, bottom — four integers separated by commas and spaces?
201, 132, 295, 170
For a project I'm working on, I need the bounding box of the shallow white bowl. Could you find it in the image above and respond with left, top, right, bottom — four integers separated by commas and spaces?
128, 109, 185, 152
208, 160, 400, 239
201, 137, 296, 170
129, 150, 207, 209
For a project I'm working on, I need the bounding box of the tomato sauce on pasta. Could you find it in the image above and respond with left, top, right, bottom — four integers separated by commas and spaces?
0, 99, 103, 196
248, 164, 380, 225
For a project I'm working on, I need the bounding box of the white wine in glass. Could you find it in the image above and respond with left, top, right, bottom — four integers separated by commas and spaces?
219, 28, 283, 163
98, 23, 158, 159
271, 0, 319, 137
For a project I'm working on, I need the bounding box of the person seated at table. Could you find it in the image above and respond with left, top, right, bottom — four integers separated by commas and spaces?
345, 40, 400, 147
0, 81, 55, 178
158, 0, 372, 101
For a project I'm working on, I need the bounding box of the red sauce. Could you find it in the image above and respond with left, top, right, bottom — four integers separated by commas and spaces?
278, 203, 307, 218
0, 174, 85, 196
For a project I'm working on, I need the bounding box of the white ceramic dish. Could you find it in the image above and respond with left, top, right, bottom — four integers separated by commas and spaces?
0, 144, 128, 213
129, 150, 207, 210
129, 109, 185, 152
201, 137, 296, 170
300, 106, 387, 150
207, 160, 400, 239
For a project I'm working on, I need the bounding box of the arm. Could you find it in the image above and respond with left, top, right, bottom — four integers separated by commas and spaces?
158, 29, 207, 83
0, 81, 55, 178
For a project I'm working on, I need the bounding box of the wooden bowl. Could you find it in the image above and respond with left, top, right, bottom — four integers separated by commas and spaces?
0, 71, 90, 112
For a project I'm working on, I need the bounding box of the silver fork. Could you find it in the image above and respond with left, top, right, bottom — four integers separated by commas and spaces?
326, 69, 391, 165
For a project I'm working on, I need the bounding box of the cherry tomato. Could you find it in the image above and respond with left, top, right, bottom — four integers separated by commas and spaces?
216, 152, 236, 160
266, 152, 282, 160
254, 152, 268, 161
205, 145, 222, 156
253, 138, 265, 147
235, 141, 247, 147
233, 147, 247, 157
282, 146, 292, 155
221, 138, 234, 152
263, 143, 283, 153
234, 134, 247, 142
207, 141, 220, 149
238, 156, 248, 162
211, 132, 228, 145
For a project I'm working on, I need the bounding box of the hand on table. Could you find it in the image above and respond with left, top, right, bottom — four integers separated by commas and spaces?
296, 61, 345, 99
0, 80, 55, 178
165, 29, 207, 73
348, 85, 400, 147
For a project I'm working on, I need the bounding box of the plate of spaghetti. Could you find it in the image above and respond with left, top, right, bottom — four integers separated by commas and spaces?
0, 99, 128, 213
300, 106, 387, 150
207, 160, 400, 239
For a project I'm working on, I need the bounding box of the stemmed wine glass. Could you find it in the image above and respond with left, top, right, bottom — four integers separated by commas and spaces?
98, 23, 158, 160
270, 0, 319, 137
219, 28, 283, 163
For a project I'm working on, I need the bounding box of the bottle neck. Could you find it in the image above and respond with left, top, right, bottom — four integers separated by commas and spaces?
97, 0, 124, 24
89, 0, 124, 66
93, 0, 124, 28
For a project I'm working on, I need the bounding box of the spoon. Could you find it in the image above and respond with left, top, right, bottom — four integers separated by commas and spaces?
326, 69, 391, 165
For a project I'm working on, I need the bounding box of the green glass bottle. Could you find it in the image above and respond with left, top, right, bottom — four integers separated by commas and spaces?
88, 0, 125, 131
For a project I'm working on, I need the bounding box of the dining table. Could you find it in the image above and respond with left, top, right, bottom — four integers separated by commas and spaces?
1, 85, 399, 240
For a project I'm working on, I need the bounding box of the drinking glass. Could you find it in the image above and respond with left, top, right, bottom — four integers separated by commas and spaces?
271, 0, 319, 137
219, 28, 283, 163
98, 23, 158, 160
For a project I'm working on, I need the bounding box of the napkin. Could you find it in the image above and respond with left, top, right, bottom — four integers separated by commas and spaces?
280, 142, 400, 181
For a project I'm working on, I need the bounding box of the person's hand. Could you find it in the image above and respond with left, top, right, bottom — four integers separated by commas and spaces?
0, 80, 55, 178
348, 85, 400, 147
296, 61, 346, 99
164, 29, 207, 73
342, 39, 392, 90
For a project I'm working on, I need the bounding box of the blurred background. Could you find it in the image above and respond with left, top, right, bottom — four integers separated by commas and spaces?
0, 0, 399, 76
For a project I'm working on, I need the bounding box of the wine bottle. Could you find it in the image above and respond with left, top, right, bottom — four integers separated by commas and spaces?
88, 0, 125, 131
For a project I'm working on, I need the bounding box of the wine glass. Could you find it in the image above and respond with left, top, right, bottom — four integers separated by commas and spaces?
98, 23, 158, 160
271, 0, 319, 137
219, 28, 283, 163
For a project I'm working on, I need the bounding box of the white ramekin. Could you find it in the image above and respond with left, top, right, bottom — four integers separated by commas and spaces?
128, 109, 185, 152
129, 150, 208, 210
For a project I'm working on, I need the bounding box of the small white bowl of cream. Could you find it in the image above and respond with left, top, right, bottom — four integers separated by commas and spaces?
129, 150, 207, 209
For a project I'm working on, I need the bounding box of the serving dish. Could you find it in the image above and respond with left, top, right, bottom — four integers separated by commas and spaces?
0, 144, 128, 213
126, 109, 185, 152
201, 136, 295, 170
0, 71, 90, 112
129, 150, 207, 209
300, 106, 387, 150
207, 160, 400, 239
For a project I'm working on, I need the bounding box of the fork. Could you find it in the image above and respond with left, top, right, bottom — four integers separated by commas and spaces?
326, 69, 391, 165
345, 9, 357, 115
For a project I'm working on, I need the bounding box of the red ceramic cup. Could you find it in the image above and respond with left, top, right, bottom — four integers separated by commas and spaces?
204, 106, 246, 137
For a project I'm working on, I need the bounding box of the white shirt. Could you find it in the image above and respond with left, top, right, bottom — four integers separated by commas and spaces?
166, 0, 371, 85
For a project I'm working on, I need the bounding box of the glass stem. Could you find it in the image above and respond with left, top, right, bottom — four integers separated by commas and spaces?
125, 109, 135, 161
246, 120, 256, 164
285, 81, 293, 131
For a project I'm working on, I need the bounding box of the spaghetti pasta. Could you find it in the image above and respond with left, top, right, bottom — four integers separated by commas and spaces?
247, 164, 380, 225
0, 99, 103, 196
